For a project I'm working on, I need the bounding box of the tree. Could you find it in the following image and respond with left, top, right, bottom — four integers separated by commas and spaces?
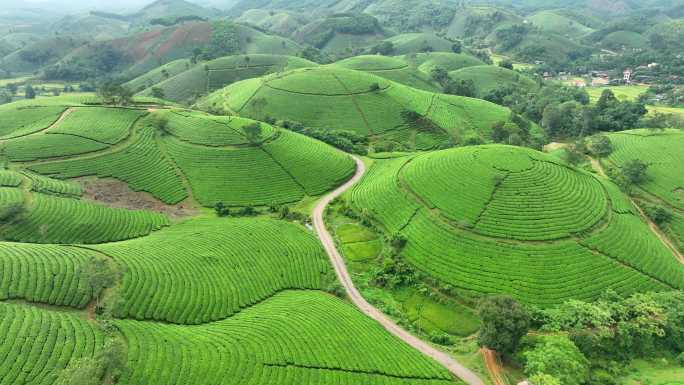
588, 135, 613, 158
6, 83, 18, 95
82, 257, 119, 300
369, 82, 381, 92
151, 87, 165, 99
451, 41, 462, 54
97, 83, 133, 106
499, 59, 514, 70
371, 41, 394, 56
478, 295, 531, 356
25, 85, 35, 99
430, 67, 449, 86
529, 374, 561, 385
444, 79, 476, 98
645, 205, 673, 227
622, 159, 648, 184
214, 202, 230, 217
243, 122, 263, 144
524, 335, 590, 385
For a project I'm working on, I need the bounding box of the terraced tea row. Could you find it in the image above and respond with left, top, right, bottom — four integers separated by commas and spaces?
30, 113, 355, 207
133, 54, 316, 103
47, 107, 145, 145
117, 291, 455, 385
402, 146, 608, 240
606, 129, 684, 210
0, 187, 169, 244
0, 242, 97, 308
198, 67, 517, 150
0, 106, 65, 139
0, 292, 458, 385
0, 302, 104, 385
93, 218, 330, 324
347, 145, 684, 305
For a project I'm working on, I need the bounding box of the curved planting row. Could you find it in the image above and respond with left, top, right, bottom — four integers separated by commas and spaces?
30, 126, 188, 205
47, 107, 145, 145
163, 136, 305, 207
475, 160, 607, 240
0, 302, 104, 385
22, 171, 82, 197
95, 218, 330, 324
607, 129, 684, 209
263, 130, 356, 196
116, 291, 454, 385
165, 110, 275, 146
0, 171, 22, 187
0, 105, 65, 139
0, 190, 169, 244
402, 211, 670, 306
0, 242, 97, 308
2, 133, 108, 162
402, 146, 608, 240
347, 145, 684, 305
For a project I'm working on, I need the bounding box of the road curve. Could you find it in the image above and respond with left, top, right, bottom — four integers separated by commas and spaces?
312, 155, 486, 385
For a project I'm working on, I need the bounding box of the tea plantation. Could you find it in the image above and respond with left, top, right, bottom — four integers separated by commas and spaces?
198, 67, 522, 149
347, 145, 684, 306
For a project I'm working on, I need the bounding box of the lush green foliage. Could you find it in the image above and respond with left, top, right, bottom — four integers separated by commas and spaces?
48, 107, 144, 145
0, 105, 65, 139
115, 290, 454, 384
95, 218, 331, 324
348, 145, 683, 305
0, 187, 169, 244
198, 67, 516, 150
0, 302, 105, 385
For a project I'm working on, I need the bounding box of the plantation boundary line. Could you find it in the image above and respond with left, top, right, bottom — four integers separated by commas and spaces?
263, 83, 392, 97
262, 362, 452, 381
0, 107, 73, 142
14, 113, 149, 167
330, 73, 373, 135
259, 145, 307, 194
313, 156, 485, 385
154, 135, 197, 207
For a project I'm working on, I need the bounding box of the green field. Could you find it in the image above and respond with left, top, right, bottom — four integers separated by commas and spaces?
198, 66, 520, 150
2, 98, 356, 208
604, 129, 684, 251
346, 145, 684, 306
586, 85, 649, 103
334, 55, 440, 92
384, 33, 455, 55
527, 11, 594, 38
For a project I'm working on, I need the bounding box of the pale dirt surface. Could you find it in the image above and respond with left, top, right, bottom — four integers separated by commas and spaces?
480, 348, 506, 385
79, 177, 196, 219
542, 142, 568, 152
312, 155, 485, 385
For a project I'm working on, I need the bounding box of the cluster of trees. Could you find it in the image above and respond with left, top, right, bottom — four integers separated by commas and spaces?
485, 84, 647, 139
201, 22, 240, 60
97, 83, 134, 105
478, 291, 684, 385
149, 15, 207, 27
214, 202, 258, 217
44, 44, 130, 81
307, 13, 382, 49
273, 119, 368, 155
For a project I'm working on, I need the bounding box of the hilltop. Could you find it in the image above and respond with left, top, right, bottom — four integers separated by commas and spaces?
197, 66, 525, 150
345, 144, 684, 305
130, 54, 316, 103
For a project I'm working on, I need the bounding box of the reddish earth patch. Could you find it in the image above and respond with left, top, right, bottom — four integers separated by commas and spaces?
481, 348, 506, 385
79, 177, 196, 219
157, 22, 212, 58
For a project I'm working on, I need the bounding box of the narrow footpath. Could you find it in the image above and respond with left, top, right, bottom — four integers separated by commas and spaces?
312, 156, 486, 385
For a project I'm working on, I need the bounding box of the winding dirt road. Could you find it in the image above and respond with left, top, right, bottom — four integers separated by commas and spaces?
312, 156, 486, 385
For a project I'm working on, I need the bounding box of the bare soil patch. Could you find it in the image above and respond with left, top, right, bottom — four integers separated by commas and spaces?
79, 177, 196, 219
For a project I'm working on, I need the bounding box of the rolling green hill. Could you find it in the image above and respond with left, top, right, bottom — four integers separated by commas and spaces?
0, 36, 87, 74
346, 145, 684, 306
446, 6, 522, 39
334, 55, 439, 91
1, 98, 355, 208
527, 10, 594, 38
604, 129, 684, 252
292, 13, 389, 54
236, 9, 310, 36
133, 54, 317, 103
412, 52, 486, 74
384, 33, 455, 55
198, 66, 520, 150
448, 65, 538, 98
